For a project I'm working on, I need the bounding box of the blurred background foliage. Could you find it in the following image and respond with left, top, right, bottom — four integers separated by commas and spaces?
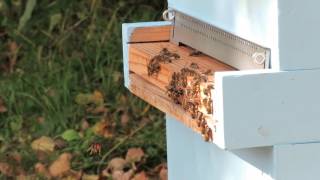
0, 0, 167, 179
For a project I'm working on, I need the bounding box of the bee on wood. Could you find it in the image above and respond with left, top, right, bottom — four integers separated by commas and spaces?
190, 62, 199, 69
87, 142, 102, 156
189, 50, 202, 57
200, 120, 207, 134
148, 48, 180, 77
204, 127, 213, 142
148, 57, 161, 76
205, 99, 213, 114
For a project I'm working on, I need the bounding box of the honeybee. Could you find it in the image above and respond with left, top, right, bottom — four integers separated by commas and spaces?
190, 62, 199, 69
204, 127, 213, 142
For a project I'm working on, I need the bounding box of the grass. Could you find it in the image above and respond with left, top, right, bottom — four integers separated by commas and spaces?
0, 0, 167, 178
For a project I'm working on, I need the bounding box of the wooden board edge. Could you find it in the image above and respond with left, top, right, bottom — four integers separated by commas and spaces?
129, 73, 202, 135
129, 25, 172, 43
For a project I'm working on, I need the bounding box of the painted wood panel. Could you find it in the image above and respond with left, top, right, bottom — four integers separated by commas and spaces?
274, 143, 320, 180
278, 0, 320, 70
215, 69, 320, 149
166, 115, 273, 180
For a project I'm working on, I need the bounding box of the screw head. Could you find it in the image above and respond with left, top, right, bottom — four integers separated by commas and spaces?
252, 52, 266, 65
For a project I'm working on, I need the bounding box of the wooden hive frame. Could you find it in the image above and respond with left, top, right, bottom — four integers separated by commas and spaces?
126, 25, 236, 141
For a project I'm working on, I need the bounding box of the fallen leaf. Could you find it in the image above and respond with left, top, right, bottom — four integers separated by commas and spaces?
61, 129, 81, 141
91, 90, 104, 106
92, 120, 107, 136
49, 153, 72, 177
65, 170, 83, 180
0, 162, 13, 176
89, 106, 108, 114
31, 136, 55, 153
159, 166, 168, 180
36, 117, 45, 124
16, 175, 27, 180
8, 41, 18, 73
125, 148, 144, 163
82, 174, 99, 180
120, 113, 130, 127
35, 163, 50, 178
0, 97, 7, 113
75, 93, 92, 106
107, 158, 127, 172
75, 91, 104, 106
92, 119, 114, 138
81, 119, 90, 130
8, 151, 22, 164
0, 106, 7, 113
35, 151, 49, 161
112, 169, 134, 180
132, 171, 149, 180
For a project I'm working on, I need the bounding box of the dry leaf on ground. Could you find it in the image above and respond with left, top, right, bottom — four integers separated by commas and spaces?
108, 158, 127, 172
8, 41, 19, 73
81, 119, 90, 130
112, 169, 134, 180
0, 97, 7, 113
0, 162, 13, 176
35, 163, 50, 178
8, 151, 22, 163
132, 171, 149, 180
92, 119, 114, 138
121, 113, 130, 127
49, 153, 72, 177
159, 166, 168, 180
82, 174, 99, 180
75, 90, 104, 106
31, 136, 55, 153
125, 148, 144, 163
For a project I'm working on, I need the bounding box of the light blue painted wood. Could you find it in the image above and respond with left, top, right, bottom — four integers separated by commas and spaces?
214, 69, 320, 149
278, 0, 320, 70
274, 143, 320, 179
166, 115, 273, 180
122, 21, 172, 88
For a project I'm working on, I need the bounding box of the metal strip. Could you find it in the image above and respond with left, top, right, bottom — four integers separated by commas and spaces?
171, 10, 271, 70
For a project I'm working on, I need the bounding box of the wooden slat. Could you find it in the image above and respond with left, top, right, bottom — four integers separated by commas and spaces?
128, 41, 236, 139
130, 73, 202, 134
129, 42, 236, 91
129, 26, 172, 43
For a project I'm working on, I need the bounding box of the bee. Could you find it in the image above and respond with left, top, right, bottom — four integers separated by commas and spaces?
87, 143, 102, 156
148, 57, 161, 76
205, 99, 213, 114
189, 50, 202, 57
190, 62, 199, 69
204, 127, 213, 142
204, 69, 213, 75
148, 48, 180, 77
200, 120, 207, 134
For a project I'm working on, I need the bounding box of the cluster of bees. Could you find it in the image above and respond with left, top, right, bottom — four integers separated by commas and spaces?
166, 62, 214, 142
147, 48, 214, 142
147, 48, 180, 77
